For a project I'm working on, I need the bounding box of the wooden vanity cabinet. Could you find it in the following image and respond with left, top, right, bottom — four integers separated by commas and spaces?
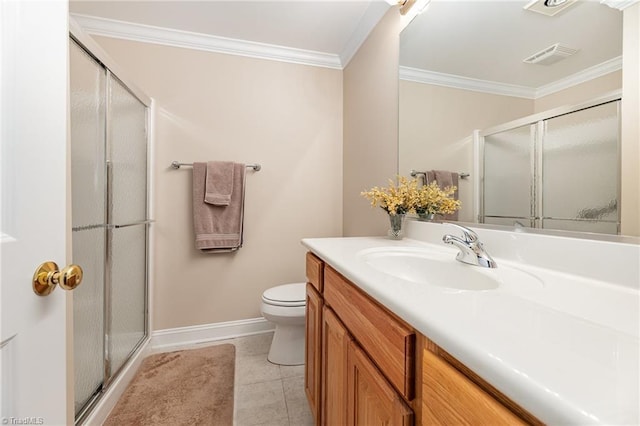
324, 266, 415, 401
305, 252, 324, 424
304, 251, 540, 426
421, 340, 541, 426
305, 283, 322, 424
305, 253, 416, 426
422, 345, 526, 425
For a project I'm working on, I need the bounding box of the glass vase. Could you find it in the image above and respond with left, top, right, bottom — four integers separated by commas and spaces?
417, 212, 436, 221
387, 213, 406, 240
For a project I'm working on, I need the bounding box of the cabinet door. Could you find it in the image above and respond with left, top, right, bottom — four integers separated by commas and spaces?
305, 284, 323, 424
347, 341, 413, 426
322, 307, 351, 426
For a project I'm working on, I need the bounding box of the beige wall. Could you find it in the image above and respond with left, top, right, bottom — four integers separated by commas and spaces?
399, 82, 533, 222
93, 37, 343, 330
534, 71, 622, 112
343, 9, 403, 236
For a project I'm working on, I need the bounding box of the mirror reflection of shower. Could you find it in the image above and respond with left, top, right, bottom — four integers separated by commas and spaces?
478, 96, 620, 235
398, 0, 626, 235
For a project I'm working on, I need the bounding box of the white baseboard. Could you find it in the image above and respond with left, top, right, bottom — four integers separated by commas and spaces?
150, 317, 274, 351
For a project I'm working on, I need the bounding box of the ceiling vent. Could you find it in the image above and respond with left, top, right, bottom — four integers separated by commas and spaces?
523, 43, 579, 65
523, 0, 578, 17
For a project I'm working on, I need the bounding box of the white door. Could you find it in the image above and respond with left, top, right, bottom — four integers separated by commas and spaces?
1, 1, 71, 424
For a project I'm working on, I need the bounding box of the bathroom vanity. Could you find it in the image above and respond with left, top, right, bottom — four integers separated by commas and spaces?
302, 221, 639, 425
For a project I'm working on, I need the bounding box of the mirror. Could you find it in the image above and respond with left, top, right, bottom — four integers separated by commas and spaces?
398, 0, 627, 236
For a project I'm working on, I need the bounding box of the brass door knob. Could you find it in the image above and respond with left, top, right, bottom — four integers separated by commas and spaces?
32, 261, 84, 296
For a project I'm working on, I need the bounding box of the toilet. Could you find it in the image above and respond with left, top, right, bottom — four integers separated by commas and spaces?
261, 282, 306, 365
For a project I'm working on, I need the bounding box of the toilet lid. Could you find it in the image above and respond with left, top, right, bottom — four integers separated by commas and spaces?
262, 283, 306, 307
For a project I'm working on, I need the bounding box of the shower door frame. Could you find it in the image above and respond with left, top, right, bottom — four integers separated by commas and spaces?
476, 91, 622, 233
70, 19, 153, 424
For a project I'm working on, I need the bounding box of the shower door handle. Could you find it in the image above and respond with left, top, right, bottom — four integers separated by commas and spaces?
32, 261, 83, 296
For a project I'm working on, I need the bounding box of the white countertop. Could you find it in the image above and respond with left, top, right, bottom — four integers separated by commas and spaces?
301, 235, 639, 425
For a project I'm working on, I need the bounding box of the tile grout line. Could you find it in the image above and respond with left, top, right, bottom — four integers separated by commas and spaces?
280, 375, 291, 426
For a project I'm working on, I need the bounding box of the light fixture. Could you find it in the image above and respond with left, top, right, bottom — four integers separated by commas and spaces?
544, 0, 568, 7
398, 0, 431, 15
523, 0, 577, 16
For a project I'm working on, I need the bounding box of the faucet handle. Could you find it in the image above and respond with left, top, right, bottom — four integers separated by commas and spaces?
444, 223, 479, 243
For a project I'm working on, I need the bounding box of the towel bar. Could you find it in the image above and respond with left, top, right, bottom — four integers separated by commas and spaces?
171, 161, 261, 171
410, 170, 469, 179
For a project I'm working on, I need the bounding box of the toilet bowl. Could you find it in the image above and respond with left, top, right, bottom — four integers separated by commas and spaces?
261, 282, 306, 366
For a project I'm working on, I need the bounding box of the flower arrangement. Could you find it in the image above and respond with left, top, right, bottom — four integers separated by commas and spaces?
415, 181, 461, 216
360, 176, 419, 216
361, 177, 461, 217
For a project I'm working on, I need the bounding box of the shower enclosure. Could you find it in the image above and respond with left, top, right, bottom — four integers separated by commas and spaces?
70, 36, 150, 422
478, 95, 620, 235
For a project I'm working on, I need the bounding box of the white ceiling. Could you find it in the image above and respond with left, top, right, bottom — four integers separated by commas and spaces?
70, 0, 623, 89
400, 0, 623, 89
70, 0, 389, 59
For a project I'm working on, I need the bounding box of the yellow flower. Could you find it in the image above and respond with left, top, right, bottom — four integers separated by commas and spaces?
361, 176, 419, 215
361, 177, 461, 216
415, 181, 461, 215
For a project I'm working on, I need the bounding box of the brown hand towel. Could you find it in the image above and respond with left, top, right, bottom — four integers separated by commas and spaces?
204, 161, 234, 206
425, 171, 435, 185
193, 162, 246, 252
432, 170, 459, 221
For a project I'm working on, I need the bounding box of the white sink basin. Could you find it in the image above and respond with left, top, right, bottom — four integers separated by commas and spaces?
357, 246, 543, 292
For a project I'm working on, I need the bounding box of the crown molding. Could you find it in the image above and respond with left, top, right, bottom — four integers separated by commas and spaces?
340, 2, 391, 68
399, 66, 536, 99
535, 56, 622, 98
71, 13, 343, 70
400, 56, 622, 100
600, 0, 639, 10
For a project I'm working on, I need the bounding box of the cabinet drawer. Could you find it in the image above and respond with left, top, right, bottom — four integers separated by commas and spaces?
422, 347, 526, 425
324, 266, 415, 400
306, 252, 324, 293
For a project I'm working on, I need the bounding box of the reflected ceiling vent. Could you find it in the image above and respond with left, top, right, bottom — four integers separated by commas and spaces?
523, 0, 578, 16
523, 43, 579, 65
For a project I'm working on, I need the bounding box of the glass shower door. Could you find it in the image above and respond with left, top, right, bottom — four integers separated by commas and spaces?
70, 41, 106, 414
106, 75, 148, 378
482, 124, 535, 227
479, 98, 620, 234
70, 39, 149, 419
541, 101, 620, 233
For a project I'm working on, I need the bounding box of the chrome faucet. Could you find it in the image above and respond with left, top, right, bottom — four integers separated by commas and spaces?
442, 223, 497, 268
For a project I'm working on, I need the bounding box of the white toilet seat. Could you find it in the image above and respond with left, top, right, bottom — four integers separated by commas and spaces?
262, 283, 305, 307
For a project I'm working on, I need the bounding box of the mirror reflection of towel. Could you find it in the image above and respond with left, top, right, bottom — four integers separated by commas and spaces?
428, 170, 459, 221
192, 162, 246, 252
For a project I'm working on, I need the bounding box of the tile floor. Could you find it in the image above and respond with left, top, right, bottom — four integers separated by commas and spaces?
161, 332, 313, 426
230, 333, 313, 426
232, 332, 314, 426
